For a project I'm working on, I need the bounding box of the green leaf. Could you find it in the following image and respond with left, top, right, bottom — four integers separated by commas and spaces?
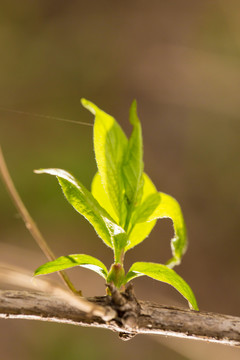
126, 173, 158, 251
131, 192, 161, 224
136, 192, 187, 268
91, 172, 117, 223
91, 172, 128, 260
125, 262, 198, 310
81, 98, 127, 225
122, 100, 143, 206
34, 254, 108, 279
126, 220, 156, 251
34, 169, 128, 258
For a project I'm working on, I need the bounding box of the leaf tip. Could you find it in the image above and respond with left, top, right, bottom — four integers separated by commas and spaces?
80, 97, 87, 106
81, 98, 96, 116
33, 268, 41, 276
130, 99, 137, 112
129, 99, 139, 125
131, 99, 137, 108
34, 169, 44, 174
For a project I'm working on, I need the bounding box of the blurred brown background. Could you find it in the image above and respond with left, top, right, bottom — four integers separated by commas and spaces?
0, 1, 240, 359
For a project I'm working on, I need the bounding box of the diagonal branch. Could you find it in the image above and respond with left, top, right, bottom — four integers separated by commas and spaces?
0, 289, 239, 346
0, 145, 80, 295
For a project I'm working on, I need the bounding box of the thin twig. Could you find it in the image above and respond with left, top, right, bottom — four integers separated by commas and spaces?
0, 106, 93, 126
0, 289, 239, 346
0, 145, 80, 295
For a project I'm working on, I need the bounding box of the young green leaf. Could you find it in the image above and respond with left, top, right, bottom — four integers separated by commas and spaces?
81, 98, 127, 225
125, 262, 198, 311
91, 172, 117, 223
91, 172, 128, 261
131, 192, 161, 224
34, 168, 128, 258
130, 191, 187, 267
126, 220, 157, 252
126, 173, 158, 251
34, 254, 108, 279
91, 171, 155, 259
122, 100, 143, 208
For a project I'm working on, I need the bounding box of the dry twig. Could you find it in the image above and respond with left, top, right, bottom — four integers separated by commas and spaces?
0, 145, 79, 295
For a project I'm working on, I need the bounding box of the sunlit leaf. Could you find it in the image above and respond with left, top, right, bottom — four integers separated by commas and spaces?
34, 254, 108, 279
34, 168, 128, 257
131, 192, 160, 224
81, 98, 127, 225
126, 173, 158, 251
125, 262, 198, 310
122, 100, 143, 207
91, 172, 117, 222
136, 192, 187, 268
91, 172, 156, 259
126, 220, 156, 251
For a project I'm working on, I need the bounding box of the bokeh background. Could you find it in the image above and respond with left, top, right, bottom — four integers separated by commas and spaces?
0, 1, 240, 359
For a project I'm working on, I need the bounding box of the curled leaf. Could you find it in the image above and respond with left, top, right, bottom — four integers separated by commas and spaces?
125, 262, 198, 310
130, 190, 187, 267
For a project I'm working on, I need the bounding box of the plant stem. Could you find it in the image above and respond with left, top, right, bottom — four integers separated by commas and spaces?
0, 145, 80, 296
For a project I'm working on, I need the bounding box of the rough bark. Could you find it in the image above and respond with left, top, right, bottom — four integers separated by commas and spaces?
0, 288, 239, 346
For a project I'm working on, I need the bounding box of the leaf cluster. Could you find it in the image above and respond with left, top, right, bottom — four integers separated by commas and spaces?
34, 99, 198, 311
